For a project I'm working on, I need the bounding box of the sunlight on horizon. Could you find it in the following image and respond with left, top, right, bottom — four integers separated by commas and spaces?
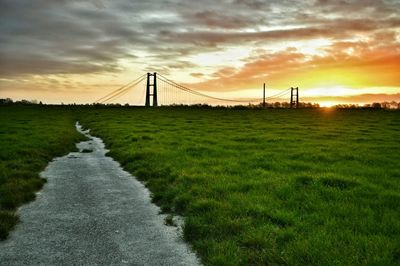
319, 102, 337, 107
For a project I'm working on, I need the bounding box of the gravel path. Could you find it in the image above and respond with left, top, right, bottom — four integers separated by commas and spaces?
0, 122, 200, 266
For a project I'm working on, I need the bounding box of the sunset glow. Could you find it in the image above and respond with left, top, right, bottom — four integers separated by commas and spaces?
319, 102, 337, 108
0, 1, 399, 104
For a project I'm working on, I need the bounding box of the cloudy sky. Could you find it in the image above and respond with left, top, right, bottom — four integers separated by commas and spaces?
0, 0, 399, 105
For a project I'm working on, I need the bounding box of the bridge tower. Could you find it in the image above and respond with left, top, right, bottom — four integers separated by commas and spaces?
290, 87, 299, 108
145, 72, 158, 107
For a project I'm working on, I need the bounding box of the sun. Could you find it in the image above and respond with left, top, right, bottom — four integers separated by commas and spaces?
319, 102, 336, 107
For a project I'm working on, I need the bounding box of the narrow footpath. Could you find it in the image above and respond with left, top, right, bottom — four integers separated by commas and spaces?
0, 123, 200, 266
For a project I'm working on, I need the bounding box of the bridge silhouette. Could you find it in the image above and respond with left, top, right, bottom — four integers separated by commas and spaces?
94, 72, 299, 107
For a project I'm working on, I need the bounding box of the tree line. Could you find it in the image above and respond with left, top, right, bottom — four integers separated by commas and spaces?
1, 98, 400, 109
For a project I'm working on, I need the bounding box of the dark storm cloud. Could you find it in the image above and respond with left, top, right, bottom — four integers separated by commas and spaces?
0, 0, 399, 77
158, 17, 400, 46
233, 0, 269, 9
315, 0, 399, 14
0, 0, 155, 76
181, 10, 266, 29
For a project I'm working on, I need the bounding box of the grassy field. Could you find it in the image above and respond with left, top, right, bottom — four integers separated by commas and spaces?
1, 106, 399, 265
79, 107, 400, 265
0, 106, 84, 239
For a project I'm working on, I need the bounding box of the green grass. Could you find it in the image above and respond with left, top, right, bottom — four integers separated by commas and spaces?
1, 106, 399, 265
78, 107, 400, 265
0, 105, 84, 239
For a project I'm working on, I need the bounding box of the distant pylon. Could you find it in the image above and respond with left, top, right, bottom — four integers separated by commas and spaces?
145, 72, 158, 107
290, 87, 299, 108
263, 83, 266, 109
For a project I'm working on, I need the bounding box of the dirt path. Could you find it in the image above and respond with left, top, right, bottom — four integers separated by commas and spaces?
0, 122, 200, 265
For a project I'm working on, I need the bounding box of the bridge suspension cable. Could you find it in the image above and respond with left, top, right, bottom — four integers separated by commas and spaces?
158, 73, 291, 104
98, 76, 146, 104
158, 74, 261, 103
94, 74, 146, 104
264, 88, 291, 100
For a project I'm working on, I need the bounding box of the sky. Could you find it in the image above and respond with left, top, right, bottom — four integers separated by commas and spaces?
0, 0, 400, 106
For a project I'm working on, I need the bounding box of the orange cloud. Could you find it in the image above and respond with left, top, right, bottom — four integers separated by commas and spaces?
187, 32, 400, 94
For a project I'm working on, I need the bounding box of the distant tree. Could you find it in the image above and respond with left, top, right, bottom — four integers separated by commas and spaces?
18, 99, 31, 105
273, 102, 281, 108
388, 101, 396, 109
0, 98, 13, 105
281, 102, 290, 108
372, 102, 382, 109
381, 101, 390, 109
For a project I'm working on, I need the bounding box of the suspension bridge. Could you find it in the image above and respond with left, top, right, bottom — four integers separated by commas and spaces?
94, 72, 299, 108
